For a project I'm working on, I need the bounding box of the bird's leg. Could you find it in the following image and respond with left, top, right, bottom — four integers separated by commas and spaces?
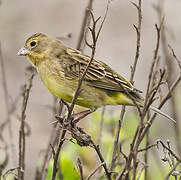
71, 109, 96, 124
60, 99, 70, 112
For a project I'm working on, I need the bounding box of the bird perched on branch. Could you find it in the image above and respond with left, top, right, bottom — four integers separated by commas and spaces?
18, 33, 174, 123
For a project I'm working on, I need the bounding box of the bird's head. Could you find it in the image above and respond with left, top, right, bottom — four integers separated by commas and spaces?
18, 33, 53, 66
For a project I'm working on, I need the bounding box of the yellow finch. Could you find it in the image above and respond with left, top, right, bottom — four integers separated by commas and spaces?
17, 33, 174, 122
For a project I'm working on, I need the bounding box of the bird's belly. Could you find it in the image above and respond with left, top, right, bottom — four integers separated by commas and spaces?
39, 72, 109, 109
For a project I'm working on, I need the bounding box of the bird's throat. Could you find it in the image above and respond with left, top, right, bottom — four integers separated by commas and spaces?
27, 52, 45, 66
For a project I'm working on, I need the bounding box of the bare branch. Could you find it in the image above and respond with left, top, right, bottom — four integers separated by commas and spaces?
157, 140, 181, 162
77, 0, 94, 51
91, 142, 111, 179
138, 143, 158, 153
77, 157, 84, 180
144, 21, 164, 109
86, 162, 105, 180
18, 72, 34, 180
130, 0, 142, 83
109, 106, 125, 171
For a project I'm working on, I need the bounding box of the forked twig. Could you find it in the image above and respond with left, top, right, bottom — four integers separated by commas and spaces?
77, 0, 94, 51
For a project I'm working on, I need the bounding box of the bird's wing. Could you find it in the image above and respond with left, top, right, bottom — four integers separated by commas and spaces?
60, 47, 141, 93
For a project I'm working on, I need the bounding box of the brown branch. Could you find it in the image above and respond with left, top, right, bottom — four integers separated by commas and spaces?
117, 14, 164, 180
138, 142, 157, 153
68, 6, 109, 123
142, 68, 165, 117
136, 76, 181, 159
18, 73, 34, 180
156, 0, 181, 157
51, 137, 66, 180
86, 162, 105, 180
139, 55, 181, 144
135, 21, 165, 151
109, 106, 125, 171
76, 0, 94, 51
56, 120, 111, 180
109, 0, 143, 168
77, 157, 84, 180
91, 142, 111, 180
143, 127, 150, 180
112, 1, 143, 178
130, 0, 142, 83
157, 140, 181, 162
144, 21, 163, 109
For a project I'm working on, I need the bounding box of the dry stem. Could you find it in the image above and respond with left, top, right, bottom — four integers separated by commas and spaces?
18, 73, 34, 180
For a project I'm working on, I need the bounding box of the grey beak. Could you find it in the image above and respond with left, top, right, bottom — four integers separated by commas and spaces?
17, 47, 30, 56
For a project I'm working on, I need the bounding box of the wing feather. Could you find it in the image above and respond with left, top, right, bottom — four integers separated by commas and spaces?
59, 47, 141, 94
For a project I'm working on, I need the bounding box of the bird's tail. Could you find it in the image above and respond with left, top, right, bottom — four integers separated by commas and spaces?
122, 91, 175, 123
149, 105, 176, 123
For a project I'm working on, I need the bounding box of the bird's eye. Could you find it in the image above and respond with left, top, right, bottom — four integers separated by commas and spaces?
30, 41, 37, 47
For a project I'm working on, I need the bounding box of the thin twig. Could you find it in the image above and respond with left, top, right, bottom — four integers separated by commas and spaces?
68, 4, 109, 120
109, 106, 125, 171
138, 142, 157, 152
110, 1, 143, 175
86, 162, 105, 180
117, 11, 164, 180
144, 127, 149, 180
77, 157, 84, 180
135, 21, 165, 149
77, 0, 94, 51
130, 0, 142, 83
156, 0, 181, 157
144, 21, 163, 111
18, 73, 34, 180
157, 140, 181, 162
137, 82, 180, 160
139, 66, 181, 145
91, 142, 111, 180
51, 137, 66, 180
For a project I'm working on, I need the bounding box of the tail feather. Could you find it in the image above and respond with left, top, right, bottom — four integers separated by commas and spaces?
150, 106, 176, 123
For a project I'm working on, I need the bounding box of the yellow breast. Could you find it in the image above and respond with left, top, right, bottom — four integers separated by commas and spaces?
37, 59, 75, 101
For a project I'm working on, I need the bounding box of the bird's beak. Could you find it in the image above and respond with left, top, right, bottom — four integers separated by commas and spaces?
17, 47, 30, 56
